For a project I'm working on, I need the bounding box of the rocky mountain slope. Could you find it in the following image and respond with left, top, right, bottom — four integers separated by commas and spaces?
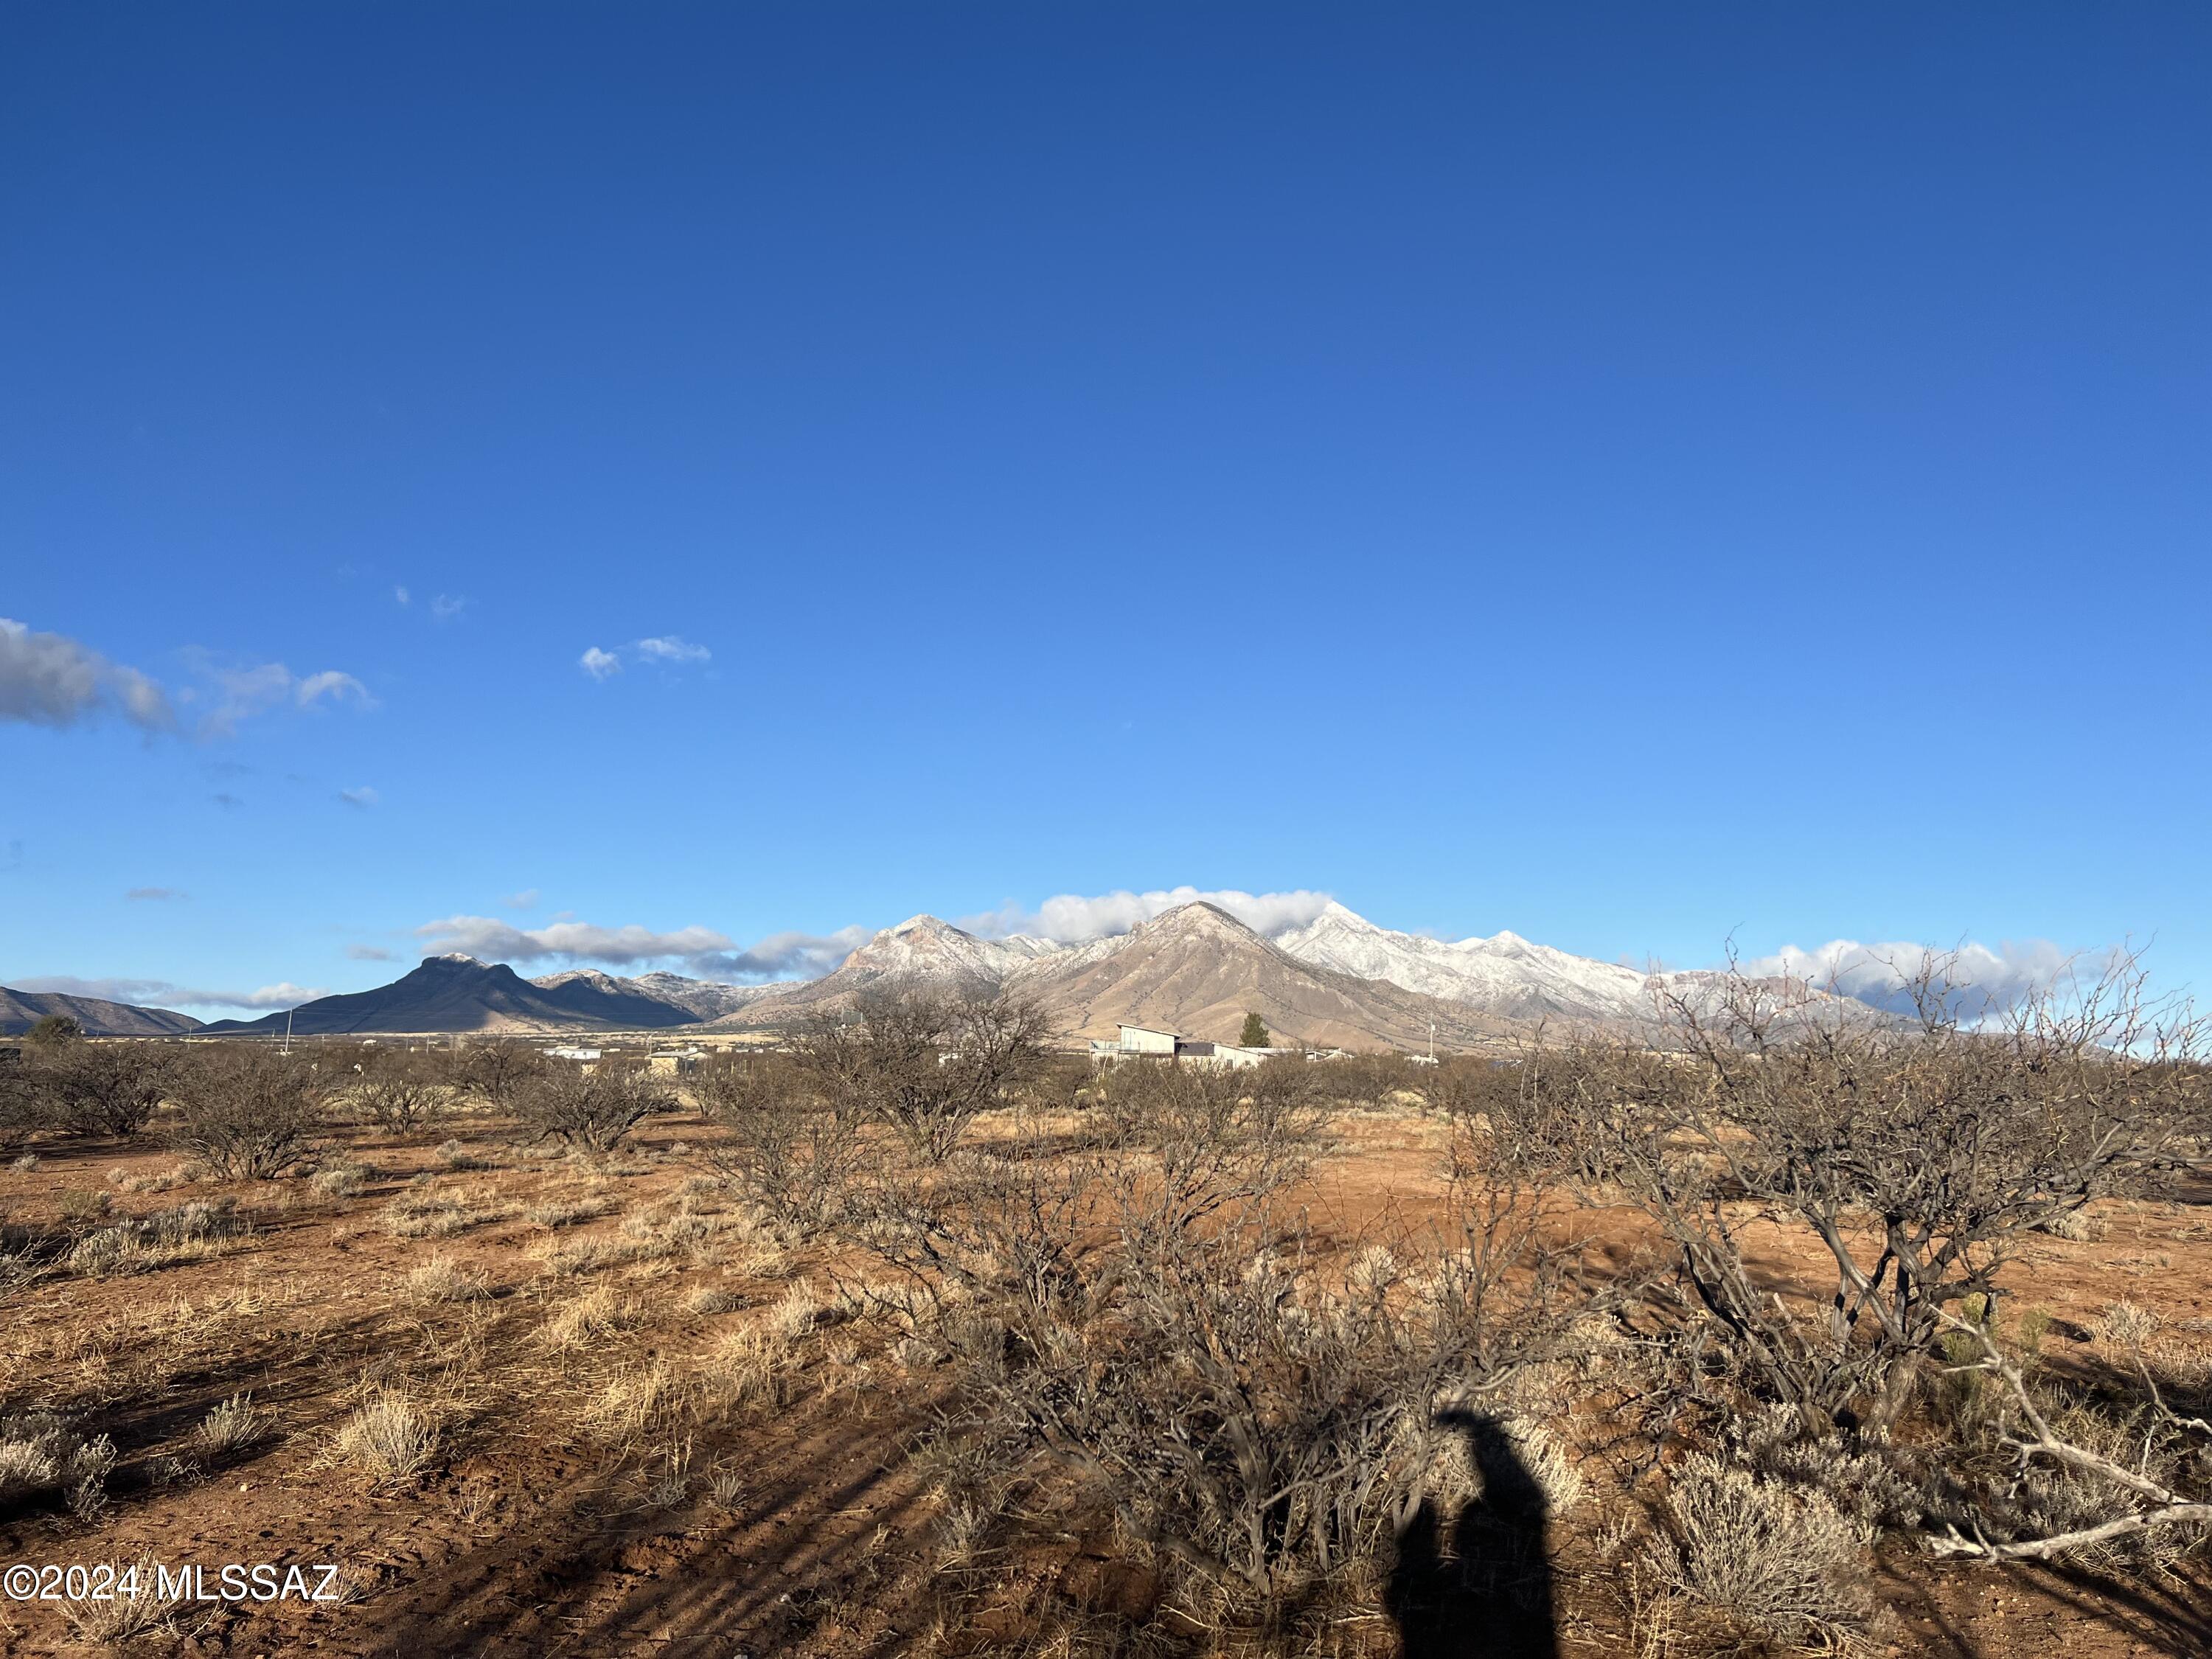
1010, 902, 1524, 1050
0, 986, 204, 1037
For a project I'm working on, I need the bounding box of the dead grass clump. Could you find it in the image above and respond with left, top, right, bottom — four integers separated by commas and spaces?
541, 1284, 639, 1350
709, 1327, 796, 1409
312, 1160, 373, 1197
585, 1362, 689, 1443
333, 1386, 439, 1486
66, 1199, 244, 1276
61, 1557, 187, 1646
1641, 1454, 1877, 1651
768, 1281, 824, 1343
2097, 1299, 2161, 1351
434, 1137, 493, 1172
684, 1284, 743, 1316
524, 1194, 616, 1231
403, 1255, 491, 1304
195, 1393, 269, 1455
379, 1183, 518, 1239
0, 1411, 117, 1515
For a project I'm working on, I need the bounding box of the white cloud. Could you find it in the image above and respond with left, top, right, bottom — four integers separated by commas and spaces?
580, 647, 622, 681
125, 887, 186, 902
338, 786, 379, 809
411, 914, 864, 982
504, 888, 540, 910
0, 617, 175, 732
968, 886, 1335, 943
431, 594, 467, 622
416, 915, 736, 966
198, 661, 374, 737
1740, 938, 2076, 1017
692, 927, 872, 982
635, 636, 710, 664
11, 975, 328, 1011
395, 585, 411, 606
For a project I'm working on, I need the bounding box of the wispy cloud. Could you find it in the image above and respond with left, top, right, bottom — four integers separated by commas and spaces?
394, 585, 411, 606
190, 659, 375, 739
504, 889, 540, 910
346, 944, 395, 961
210, 793, 246, 810
431, 594, 467, 622
0, 617, 175, 733
11, 975, 328, 1012
964, 886, 1335, 943
338, 786, 379, 809
125, 887, 187, 902
635, 636, 710, 665
580, 636, 712, 679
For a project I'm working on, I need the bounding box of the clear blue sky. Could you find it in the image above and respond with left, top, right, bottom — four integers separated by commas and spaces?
4, 3, 2206, 1011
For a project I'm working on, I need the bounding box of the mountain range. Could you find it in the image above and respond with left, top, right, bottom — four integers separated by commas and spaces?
138, 900, 1697, 1048
1, 985, 205, 1038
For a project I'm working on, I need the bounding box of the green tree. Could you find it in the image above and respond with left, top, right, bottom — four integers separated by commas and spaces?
1239, 1012, 1270, 1048
28, 1015, 81, 1048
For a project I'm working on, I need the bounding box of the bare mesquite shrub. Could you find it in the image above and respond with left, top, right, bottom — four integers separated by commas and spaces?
512, 1064, 672, 1152
694, 1053, 862, 1231
165, 1046, 327, 1179
795, 987, 1048, 1164
18, 1040, 175, 1138
1494, 951, 2212, 1571
349, 1051, 448, 1136
852, 1059, 1616, 1629
445, 1041, 549, 1114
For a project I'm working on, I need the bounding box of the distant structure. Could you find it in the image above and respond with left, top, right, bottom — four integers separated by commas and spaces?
647, 1048, 703, 1077
1088, 1023, 1281, 1069
544, 1045, 602, 1063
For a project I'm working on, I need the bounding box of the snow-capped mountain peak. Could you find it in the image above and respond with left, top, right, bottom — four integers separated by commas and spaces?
1270, 904, 1652, 1023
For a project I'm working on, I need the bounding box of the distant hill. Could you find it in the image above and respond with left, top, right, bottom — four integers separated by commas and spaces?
1007, 902, 1525, 1051
535, 968, 777, 1023
703, 915, 1062, 1027
0, 986, 204, 1038
200, 955, 703, 1034
705, 903, 1527, 1051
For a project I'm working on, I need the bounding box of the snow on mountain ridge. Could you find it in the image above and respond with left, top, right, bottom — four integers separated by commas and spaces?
1270, 901, 1655, 1023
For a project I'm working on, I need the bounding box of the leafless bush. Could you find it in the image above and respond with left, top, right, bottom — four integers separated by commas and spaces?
1512, 950, 2208, 1434
853, 1082, 1620, 1631
445, 1041, 549, 1112
18, 1040, 174, 1137
347, 1071, 442, 1141
695, 1054, 863, 1231
512, 1065, 672, 1152
794, 987, 1048, 1164
165, 1046, 327, 1179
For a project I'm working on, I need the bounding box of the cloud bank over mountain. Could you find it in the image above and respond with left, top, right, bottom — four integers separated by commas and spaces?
964, 887, 1336, 944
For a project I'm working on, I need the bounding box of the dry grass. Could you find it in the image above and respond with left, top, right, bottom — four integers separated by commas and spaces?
195, 1392, 268, 1455
403, 1254, 491, 1304
541, 1284, 639, 1350
332, 1386, 439, 1486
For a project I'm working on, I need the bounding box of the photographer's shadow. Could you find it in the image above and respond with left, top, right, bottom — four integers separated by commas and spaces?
1385, 1411, 1559, 1659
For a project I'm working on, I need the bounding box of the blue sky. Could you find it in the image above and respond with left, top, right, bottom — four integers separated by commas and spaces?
3, 3, 2207, 1012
